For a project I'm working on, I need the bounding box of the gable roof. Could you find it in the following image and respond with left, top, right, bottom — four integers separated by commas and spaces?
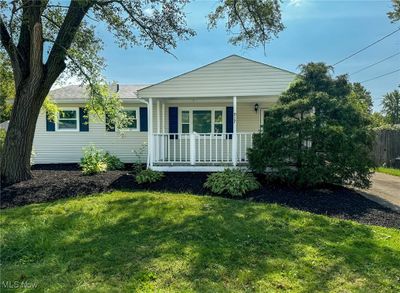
50, 84, 150, 103
138, 55, 297, 98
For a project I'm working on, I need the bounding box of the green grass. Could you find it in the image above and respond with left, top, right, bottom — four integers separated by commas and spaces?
1, 191, 399, 292
376, 167, 400, 177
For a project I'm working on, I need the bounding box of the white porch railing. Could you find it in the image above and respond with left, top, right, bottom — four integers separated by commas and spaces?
152, 132, 254, 165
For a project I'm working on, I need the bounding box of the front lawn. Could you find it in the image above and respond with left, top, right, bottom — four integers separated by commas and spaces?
376, 167, 400, 177
1, 191, 399, 292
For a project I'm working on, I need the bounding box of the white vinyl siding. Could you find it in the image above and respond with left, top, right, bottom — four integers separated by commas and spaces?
33, 101, 274, 164
139, 55, 296, 98
33, 103, 148, 164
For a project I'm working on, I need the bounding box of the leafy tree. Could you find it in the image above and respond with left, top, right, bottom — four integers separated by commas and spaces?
382, 89, 400, 125
349, 82, 373, 114
370, 112, 388, 128
248, 63, 374, 188
0, 0, 284, 184
0, 49, 14, 122
388, 0, 400, 22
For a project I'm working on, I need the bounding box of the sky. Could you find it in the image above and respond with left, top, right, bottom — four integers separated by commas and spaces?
88, 0, 400, 112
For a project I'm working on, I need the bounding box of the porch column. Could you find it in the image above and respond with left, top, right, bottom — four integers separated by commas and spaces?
162, 103, 165, 132
232, 96, 237, 166
148, 98, 153, 168
157, 100, 160, 133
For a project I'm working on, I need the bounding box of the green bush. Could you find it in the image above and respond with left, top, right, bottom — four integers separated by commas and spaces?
248, 63, 374, 188
104, 152, 124, 170
204, 169, 260, 197
135, 169, 164, 184
80, 146, 125, 175
80, 146, 108, 175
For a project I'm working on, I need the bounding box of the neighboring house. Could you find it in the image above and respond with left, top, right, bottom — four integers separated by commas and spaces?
33, 55, 296, 171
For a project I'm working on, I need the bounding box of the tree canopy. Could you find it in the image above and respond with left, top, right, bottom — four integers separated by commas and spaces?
388, 0, 400, 22
0, 50, 14, 122
382, 89, 400, 125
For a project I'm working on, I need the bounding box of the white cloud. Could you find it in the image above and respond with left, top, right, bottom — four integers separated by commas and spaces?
289, 0, 304, 7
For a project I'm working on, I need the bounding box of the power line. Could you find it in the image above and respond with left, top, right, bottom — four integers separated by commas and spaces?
332, 28, 400, 66
350, 52, 400, 75
360, 68, 400, 83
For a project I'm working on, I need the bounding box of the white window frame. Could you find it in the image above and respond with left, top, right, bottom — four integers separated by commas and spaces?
121, 107, 140, 131
179, 107, 225, 134
56, 107, 79, 132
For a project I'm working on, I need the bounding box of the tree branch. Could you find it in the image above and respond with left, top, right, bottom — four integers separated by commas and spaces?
0, 16, 22, 85
44, 0, 92, 91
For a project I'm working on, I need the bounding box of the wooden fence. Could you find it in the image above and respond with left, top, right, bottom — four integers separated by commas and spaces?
372, 129, 400, 168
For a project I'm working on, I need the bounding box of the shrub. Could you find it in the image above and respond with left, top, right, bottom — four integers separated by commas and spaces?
248, 63, 374, 188
80, 146, 108, 175
135, 169, 164, 184
204, 169, 260, 197
104, 152, 124, 170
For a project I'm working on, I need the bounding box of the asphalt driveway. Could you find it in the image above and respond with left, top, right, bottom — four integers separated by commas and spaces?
360, 172, 400, 212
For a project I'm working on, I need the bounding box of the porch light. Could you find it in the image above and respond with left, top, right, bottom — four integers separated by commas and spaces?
254, 103, 259, 112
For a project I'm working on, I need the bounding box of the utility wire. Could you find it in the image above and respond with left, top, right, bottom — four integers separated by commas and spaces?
360, 68, 400, 83
333, 28, 400, 66
350, 52, 400, 75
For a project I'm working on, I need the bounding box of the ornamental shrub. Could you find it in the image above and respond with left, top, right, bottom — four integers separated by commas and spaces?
80, 146, 108, 175
135, 168, 164, 184
248, 63, 374, 188
104, 152, 124, 170
204, 169, 260, 197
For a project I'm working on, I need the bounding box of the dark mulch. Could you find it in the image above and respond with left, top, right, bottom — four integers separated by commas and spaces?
1, 164, 399, 229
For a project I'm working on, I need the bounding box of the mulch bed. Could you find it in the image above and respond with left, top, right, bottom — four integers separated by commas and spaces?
1, 164, 399, 229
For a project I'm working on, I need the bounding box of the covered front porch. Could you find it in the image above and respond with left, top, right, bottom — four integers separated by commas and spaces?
136, 55, 296, 171
145, 96, 255, 172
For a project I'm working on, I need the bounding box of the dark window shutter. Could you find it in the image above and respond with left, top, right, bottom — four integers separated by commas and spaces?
79, 108, 89, 132
46, 112, 55, 131
226, 106, 233, 139
169, 107, 178, 139
140, 107, 148, 132
105, 113, 115, 132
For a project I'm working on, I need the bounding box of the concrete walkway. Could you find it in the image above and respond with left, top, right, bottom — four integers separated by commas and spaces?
359, 172, 400, 212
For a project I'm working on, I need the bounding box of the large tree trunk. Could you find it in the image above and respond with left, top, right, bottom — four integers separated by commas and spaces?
1, 83, 47, 185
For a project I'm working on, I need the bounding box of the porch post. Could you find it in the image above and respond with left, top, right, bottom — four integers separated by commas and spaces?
161, 102, 165, 161
232, 96, 237, 166
148, 98, 153, 168
162, 103, 165, 132
157, 100, 160, 133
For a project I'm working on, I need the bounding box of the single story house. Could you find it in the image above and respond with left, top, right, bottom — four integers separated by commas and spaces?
33, 55, 296, 171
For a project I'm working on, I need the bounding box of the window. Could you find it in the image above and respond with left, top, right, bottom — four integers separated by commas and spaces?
181, 110, 190, 133
214, 110, 223, 133
193, 110, 211, 133
123, 109, 138, 130
180, 108, 224, 134
57, 109, 78, 131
